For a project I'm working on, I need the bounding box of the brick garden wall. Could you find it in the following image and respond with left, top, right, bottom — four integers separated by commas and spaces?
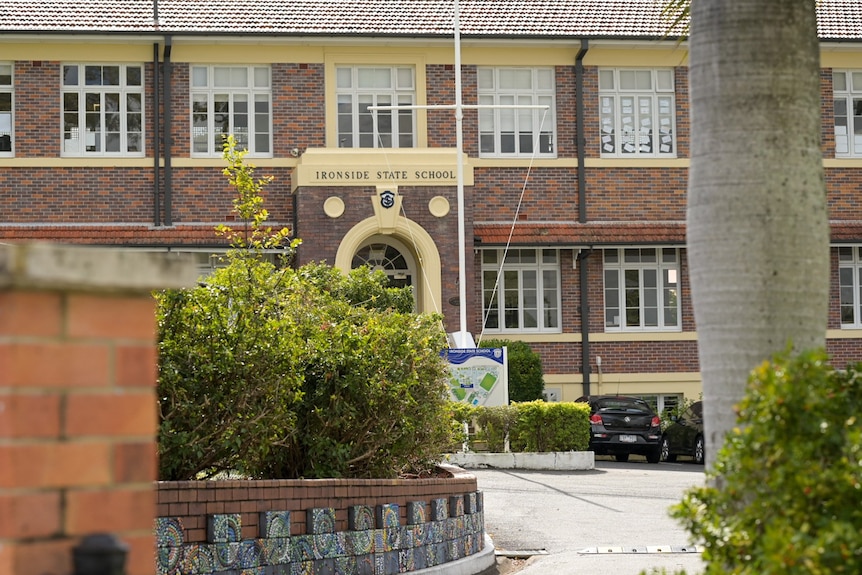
0, 243, 198, 575
155, 469, 484, 575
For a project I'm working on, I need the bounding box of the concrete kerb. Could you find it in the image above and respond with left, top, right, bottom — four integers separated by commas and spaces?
445, 451, 595, 471
415, 534, 497, 575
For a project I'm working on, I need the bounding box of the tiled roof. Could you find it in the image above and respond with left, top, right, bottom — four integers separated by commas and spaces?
0, 0, 859, 40
474, 222, 687, 246
475, 220, 862, 246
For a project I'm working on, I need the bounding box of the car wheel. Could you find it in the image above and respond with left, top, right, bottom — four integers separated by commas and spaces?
693, 436, 705, 465
614, 453, 630, 462
660, 437, 676, 462
646, 446, 661, 464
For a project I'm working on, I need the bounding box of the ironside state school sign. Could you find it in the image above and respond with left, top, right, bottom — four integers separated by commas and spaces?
312, 168, 456, 183
290, 149, 473, 190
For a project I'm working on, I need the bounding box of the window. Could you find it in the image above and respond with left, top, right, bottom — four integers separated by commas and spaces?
482, 248, 560, 333
598, 69, 675, 157
0, 63, 12, 155
336, 66, 415, 148
477, 67, 556, 157
604, 247, 681, 331
62, 64, 144, 156
191, 65, 272, 156
838, 246, 862, 327
633, 394, 683, 417
833, 71, 862, 157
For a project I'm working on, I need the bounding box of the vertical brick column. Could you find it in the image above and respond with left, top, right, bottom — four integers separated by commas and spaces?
0, 243, 197, 575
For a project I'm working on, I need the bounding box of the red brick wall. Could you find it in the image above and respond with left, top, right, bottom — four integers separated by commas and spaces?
0, 283, 161, 575
156, 469, 478, 543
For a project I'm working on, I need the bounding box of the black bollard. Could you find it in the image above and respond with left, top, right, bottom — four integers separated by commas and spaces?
72, 533, 129, 575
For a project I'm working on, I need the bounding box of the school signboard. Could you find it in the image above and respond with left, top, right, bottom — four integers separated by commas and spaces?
442, 347, 509, 407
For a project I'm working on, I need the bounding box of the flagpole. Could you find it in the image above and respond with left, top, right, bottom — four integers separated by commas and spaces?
453, 0, 470, 347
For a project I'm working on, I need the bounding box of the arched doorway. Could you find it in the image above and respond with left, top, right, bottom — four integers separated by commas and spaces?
352, 237, 417, 291
334, 216, 442, 315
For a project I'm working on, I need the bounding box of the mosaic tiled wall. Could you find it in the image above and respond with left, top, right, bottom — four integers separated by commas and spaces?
155, 492, 484, 575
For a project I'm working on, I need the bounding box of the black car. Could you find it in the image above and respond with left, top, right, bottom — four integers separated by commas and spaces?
661, 401, 705, 464
575, 395, 663, 463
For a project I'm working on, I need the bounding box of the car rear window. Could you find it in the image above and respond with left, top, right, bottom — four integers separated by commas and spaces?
595, 398, 652, 413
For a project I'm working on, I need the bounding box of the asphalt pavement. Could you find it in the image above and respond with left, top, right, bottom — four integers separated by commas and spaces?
473, 457, 707, 575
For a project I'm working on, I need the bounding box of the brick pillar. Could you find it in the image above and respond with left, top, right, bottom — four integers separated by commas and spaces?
0, 243, 197, 575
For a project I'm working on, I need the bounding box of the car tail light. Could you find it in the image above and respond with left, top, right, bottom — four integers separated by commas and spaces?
651, 416, 661, 427
590, 414, 603, 425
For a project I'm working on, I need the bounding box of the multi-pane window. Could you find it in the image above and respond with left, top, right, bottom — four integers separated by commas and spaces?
0, 64, 11, 155
482, 248, 560, 333
336, 66, 415, 148
838, 246, 862, 327
598, 69, 675, 157
477, 67, 556, 157
604, 247, 681, 331
62, 64, 144, 156
833, 71, 862, 157
191, 65, 272, 156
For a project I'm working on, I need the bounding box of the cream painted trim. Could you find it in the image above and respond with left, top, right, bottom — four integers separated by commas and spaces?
2, 43, 154, 61
170, 157, 298, 168
480, 333, 581, 343
471, 158, 581, 168
464, 47, 580, 66
823, 158, 862, 168
478, 331, 697, 343
590, 331, 697, 342
0, 158, 152, 168
827, 329, 862, 339
172, 45, 325, 64
821, 51, 862, 68
334, 216, 442, 316
324, 52, 429, 148
584, 158, 690, 168
583, 46, 689, 67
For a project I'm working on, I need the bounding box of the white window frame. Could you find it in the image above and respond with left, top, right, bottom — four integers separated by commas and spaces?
833, 70, 862, 158
603, 247, 681, 332
481, 248, 561, 333
0, 63, 12, 156
477, 67, 556, 158
598, 68, 676, 158
335, 66, 416, 148
61, 63, 145, 157
190, 65, 272, 157
838, 245, 862, 327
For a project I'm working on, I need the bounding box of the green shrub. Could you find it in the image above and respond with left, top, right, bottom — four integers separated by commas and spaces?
671, 349, 862, 574
156, 256, 305, 480
474, 404, 520, 452
479, 339, 545, 402
455, 401, 590, 453
157, 137, 455, 480
158, 259, 455, 480
510, 400, 591, 452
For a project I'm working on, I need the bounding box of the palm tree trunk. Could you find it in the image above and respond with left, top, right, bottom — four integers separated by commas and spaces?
687, 0, 829, 468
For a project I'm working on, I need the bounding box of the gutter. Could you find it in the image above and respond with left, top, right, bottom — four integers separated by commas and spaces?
162, 35, 173, 226
575, 39, 592, 397
153, 42, 161, 226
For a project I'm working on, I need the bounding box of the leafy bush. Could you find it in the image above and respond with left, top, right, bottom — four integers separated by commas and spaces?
157, 137, 455, 480
156, 256, 304, 480
510, 401, 591, 452
453, 401, 590, 453
479, 339, 545, 402
157, 257, 454, 480
671, 349, 862, 574
474, 405, 520, 452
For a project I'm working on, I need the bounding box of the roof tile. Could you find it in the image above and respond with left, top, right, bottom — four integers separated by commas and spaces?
0, 0, 858, 40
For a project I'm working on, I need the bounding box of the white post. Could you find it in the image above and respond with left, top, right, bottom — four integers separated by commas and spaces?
454, 0, 468, 342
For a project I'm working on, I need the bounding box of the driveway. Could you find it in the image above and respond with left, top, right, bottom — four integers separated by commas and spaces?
474, 457, 706, 575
